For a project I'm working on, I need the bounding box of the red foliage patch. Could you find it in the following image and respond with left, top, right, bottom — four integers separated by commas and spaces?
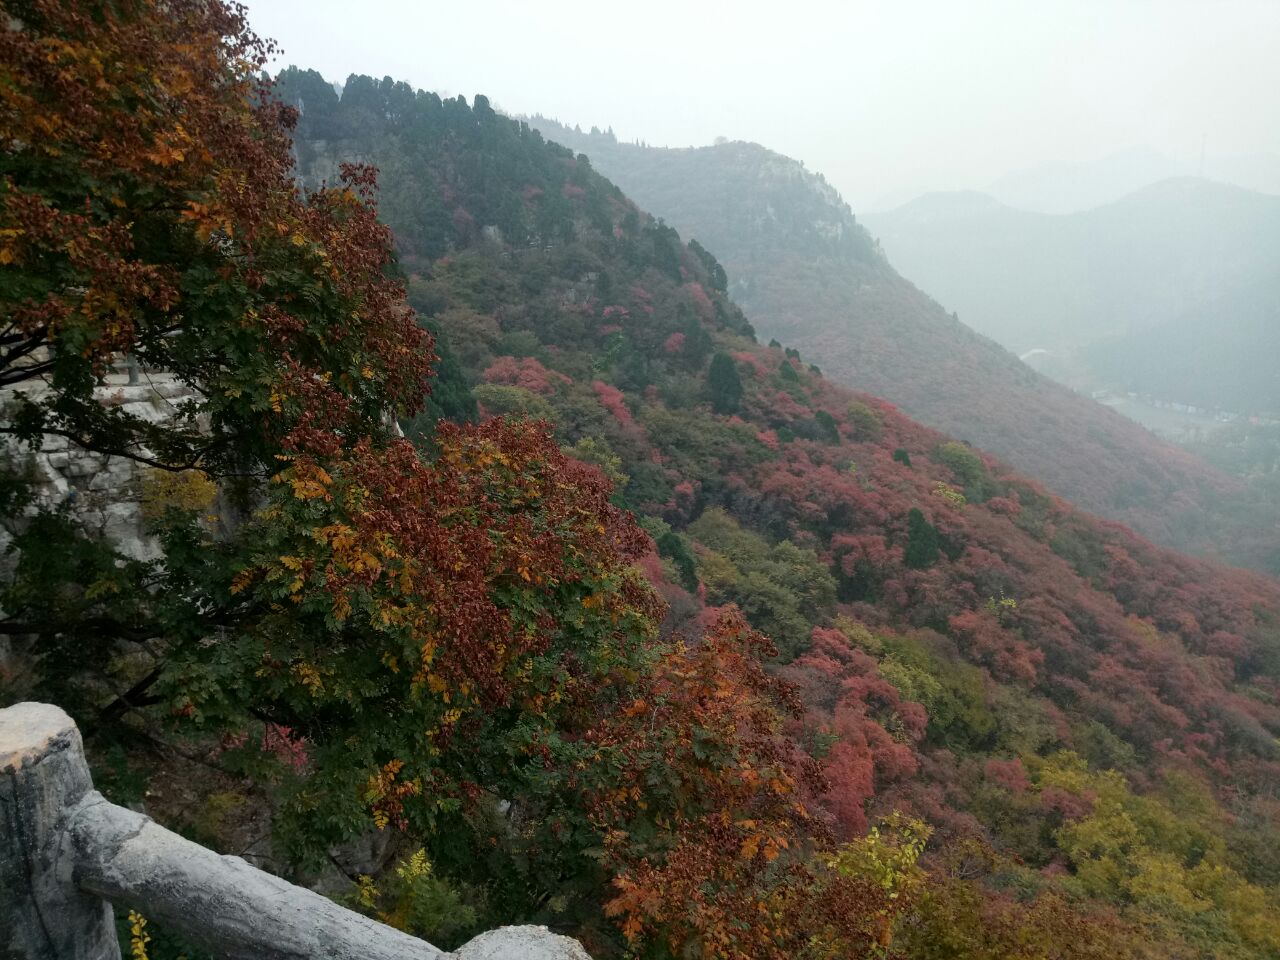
593, 380, 635, 428
482, 355, 571, 394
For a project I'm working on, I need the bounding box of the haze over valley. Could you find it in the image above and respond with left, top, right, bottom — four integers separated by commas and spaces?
862, 178, 1280, 416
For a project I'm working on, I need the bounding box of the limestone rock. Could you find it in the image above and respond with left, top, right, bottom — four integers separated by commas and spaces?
0, 372, 199, 563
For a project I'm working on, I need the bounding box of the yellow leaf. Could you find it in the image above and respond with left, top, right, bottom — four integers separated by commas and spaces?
621, 915, 643, 941
333, 595, 352, 621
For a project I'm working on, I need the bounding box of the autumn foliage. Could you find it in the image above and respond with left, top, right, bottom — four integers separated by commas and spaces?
269, 66, 1280, 957
0, 0, 432, 473
8, 5, 1280, 959
0, 5, 934, 957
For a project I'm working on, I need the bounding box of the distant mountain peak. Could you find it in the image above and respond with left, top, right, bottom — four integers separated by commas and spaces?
986, 146, 1280, 213
1114, 174, 1278, 206
521, 114, 883, 269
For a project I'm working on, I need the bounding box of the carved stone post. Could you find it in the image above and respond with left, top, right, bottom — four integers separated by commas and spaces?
0, 702, 120, 960
1, 702, 593, 960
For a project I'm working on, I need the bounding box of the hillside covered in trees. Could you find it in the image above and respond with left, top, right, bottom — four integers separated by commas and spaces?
263, 67, 1280, 956
517, 121, 1280, 576
6, 4, 1280, 955
1082, 271, 1280, 416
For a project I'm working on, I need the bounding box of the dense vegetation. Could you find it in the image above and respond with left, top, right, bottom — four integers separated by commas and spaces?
1189, 424, 1280, 492
6, 4, 1280, 956
1184, 423, 1280, 572
521, 122, 1280, 576
0, 9, 958, 957
266, 68, 1280, 956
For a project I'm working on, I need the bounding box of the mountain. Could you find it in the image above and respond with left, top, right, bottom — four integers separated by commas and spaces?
1084, 274, 1280, 415
983, 146, 1188, 214
14, 4, 1280, 955
511, 121, 1280, 574
264, 68, 1280, 955
984, 147, 1280, 214
864, 178, 1280, 353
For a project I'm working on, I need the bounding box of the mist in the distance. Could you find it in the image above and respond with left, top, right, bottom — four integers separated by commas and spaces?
248, 0, 1280, 214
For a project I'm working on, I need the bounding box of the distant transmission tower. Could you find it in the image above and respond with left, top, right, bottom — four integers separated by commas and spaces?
1199, 133, 1206, 178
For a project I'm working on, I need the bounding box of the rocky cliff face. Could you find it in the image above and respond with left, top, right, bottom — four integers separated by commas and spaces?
1, 372, 198, 564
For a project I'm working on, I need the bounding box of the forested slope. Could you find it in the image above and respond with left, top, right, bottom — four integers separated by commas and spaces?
516, 122, 1280, 575
6, 6, 1280, 950
264, 68, 1280, 956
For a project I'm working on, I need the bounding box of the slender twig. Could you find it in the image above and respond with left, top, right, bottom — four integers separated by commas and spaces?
0, 425, 210, 471
0, 617, 160, 641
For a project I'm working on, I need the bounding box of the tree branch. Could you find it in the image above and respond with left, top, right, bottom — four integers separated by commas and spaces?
0, 616, 161, 642
99, 664, 165, 724
0, 424, 213, 472
0, 359, 56, 387
0, 330, 51, 379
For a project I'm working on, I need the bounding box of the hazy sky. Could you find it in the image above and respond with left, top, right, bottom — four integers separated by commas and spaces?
246, 0, 1280, 211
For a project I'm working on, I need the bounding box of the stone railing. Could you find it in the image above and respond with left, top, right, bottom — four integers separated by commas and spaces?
0, 702, 590, 960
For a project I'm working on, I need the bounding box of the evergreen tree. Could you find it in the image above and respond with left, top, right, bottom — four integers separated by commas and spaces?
708, 352, 744, 414
401, 327, 477, 442
815, 410, 841, 444
658, 530, 699, 591
904, 507, 940, 569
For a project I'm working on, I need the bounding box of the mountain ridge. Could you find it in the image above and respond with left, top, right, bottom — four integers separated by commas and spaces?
982, 147, 1280, 214
517, 118, 1280, 574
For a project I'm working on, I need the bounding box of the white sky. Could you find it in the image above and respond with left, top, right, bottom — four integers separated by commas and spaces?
245, 0, 1280, 211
